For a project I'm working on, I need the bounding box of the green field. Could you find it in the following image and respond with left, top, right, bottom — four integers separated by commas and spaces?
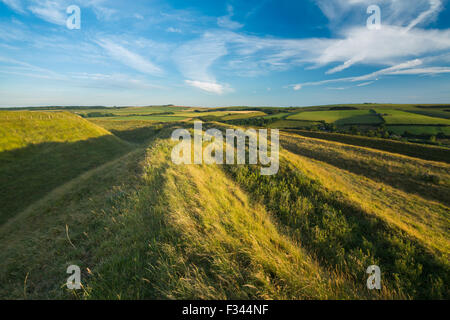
221, 111, 267, 121
105, 115, 188, 122
287, 110, 383, 125
268, 120, 322, 129
0, 111, 133, 224
376, 109, 450, 125
387, 125, 450, 136
1, 105, 449, 300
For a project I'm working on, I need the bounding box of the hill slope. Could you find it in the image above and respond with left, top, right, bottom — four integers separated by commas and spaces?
0, 111, 133, 224
0, 121, 447, 300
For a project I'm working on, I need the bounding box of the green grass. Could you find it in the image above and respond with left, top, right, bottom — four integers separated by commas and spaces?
377, 109, 450, 125
1, 107, 450, 300
268, 120, 322, 129
387, 125, 450, 136
263, 112, 290, 120
103, 115, 187, 122
406, 109, 450, 120
0, 111, 112, 152
224, 155, 448, 299
287, 110, 383, 125
0, 131, 366, 299
221, 112, 267, 121
0, 111, 133, 225
284, 130, 450, 163
89, 119, 165, 144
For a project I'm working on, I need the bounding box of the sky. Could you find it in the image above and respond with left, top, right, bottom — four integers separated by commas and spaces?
1, 0, 450, 107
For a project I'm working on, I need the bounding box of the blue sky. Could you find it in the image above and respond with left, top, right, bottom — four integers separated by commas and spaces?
1, 0, 450, 107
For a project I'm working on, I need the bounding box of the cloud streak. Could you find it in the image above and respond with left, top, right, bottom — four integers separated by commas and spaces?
96, 39, 164, 76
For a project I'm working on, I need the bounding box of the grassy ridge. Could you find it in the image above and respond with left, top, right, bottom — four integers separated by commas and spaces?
280, 133, 450, 206
284, 130, 450, 163
223, 157, 449, 299
1, 114, 448, 300
0, 111, 112, 152
86, 137, 354, 299
0, 112, 132, 224
287, 110, 383, 125
0, 131, 366, 299
285, 150, 449, 261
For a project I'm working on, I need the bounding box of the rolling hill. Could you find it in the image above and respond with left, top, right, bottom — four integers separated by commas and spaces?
0, 111, 133, 225
0, 109, 448, 300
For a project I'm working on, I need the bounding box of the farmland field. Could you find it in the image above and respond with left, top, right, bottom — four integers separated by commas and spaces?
287, 110, 383, 125
387, 125, 450, 136
377, 109, 450, 125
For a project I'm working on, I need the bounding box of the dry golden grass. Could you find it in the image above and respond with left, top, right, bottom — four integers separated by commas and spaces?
280, 132, 450, 206
283, 150, 449, 261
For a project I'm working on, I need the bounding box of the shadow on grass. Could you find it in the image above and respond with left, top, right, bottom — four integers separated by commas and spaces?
0, 135, 133, 225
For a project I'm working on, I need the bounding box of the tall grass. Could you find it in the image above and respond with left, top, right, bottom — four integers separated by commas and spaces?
223, 157, 449, 299
0, 112, 133, 224
280, 132, 450, 206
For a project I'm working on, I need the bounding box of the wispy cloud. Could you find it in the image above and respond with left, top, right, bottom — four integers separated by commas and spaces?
96, 39, 164, 76
185, 80, 232, 94
70, 72, 165, 90
0, 55, 66, 79
173, 31, 230, 93
28, 0, 66, 25
291, 59, 450, 90
1, 0, 26, 13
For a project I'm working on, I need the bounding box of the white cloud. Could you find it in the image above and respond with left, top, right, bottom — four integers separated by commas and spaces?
315, 0, 443, 30
173, 32, 230, 94
356, 81, 375, 87
290, 59, 450, 90
28, 0, 66, 25
167, 27, 182, 33
96, 39, 164, 76
185, 80, 231, 94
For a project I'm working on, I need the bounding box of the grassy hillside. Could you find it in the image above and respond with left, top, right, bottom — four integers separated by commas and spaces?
0, 109, 449, 300
0, 130, 374, 300
287, 110, 383, 125
377, 109, 450, 125
284, 130, 450, 163
0, 111, 113, 152
280, 132, 450, 205
0, 111, 133, 225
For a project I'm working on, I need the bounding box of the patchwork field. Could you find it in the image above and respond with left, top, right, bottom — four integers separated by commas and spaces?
287, 110, 383, 125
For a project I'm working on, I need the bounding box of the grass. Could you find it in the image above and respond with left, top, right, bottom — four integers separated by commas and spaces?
0, 130, 366, 300
221, 112, 267, 121
280, 133, 450, 256
280, 132, 450, 205
0, 112, 133, 225
377, 109, 450, 125
0, 111, 112, 152
1, 109, 449, 300
268, 120, 322, 129
287, 110, 382, 125
89, 119, 165, 144
386, 125, 450, 136
224, 154, 448, 299
284, 130, 450, 163
95, 115, 188, 122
